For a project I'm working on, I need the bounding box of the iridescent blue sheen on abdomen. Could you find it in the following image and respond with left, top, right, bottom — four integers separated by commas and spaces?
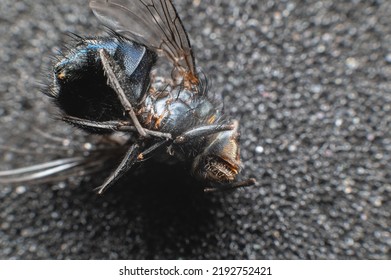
51, 35, 156, 127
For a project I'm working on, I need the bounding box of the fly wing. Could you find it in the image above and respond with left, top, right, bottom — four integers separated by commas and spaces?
0, 145, 128, 186
89, 0, 199, 87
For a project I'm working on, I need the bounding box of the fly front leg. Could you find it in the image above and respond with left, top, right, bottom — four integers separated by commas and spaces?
203, 178, 257, 193
174, 123, 235, 144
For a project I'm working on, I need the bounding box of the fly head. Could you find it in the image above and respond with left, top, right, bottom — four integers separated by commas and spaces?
191, 120, 241, 185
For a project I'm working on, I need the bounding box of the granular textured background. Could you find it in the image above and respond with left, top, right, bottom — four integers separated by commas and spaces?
0, 0, 390, 259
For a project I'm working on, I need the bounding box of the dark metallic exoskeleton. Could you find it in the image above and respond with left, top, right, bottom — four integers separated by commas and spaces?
52, 36, 157, 127
0, 0, 255, 193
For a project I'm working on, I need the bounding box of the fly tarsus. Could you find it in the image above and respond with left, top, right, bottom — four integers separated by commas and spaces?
203, 178, 257, 193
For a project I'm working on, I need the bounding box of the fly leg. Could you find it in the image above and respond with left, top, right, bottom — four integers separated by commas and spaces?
174, 122, 237, 144
62, 116, 172, 139
61, 116, 130, 133
174, 123, 234, 144
95, 140, 170, 194
136, 139, 170, 161
95, 143, 140, 194
203, 178, 257, 193
99, 48, 147, 137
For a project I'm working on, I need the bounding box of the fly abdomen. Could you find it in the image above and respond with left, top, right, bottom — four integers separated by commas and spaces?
49, 35, 156, 132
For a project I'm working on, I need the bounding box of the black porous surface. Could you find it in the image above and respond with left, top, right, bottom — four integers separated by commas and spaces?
0, 0, 390, 259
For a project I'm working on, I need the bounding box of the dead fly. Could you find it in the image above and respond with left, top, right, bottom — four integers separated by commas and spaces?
0, 0, 256, 193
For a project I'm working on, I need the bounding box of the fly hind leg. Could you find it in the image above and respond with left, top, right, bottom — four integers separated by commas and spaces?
99, 48, 148, 137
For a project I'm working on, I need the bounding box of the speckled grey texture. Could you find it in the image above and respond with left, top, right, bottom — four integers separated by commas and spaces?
0, 0, 390, 259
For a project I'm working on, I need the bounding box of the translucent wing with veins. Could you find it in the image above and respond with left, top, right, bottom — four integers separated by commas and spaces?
89, 0, 199, 87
